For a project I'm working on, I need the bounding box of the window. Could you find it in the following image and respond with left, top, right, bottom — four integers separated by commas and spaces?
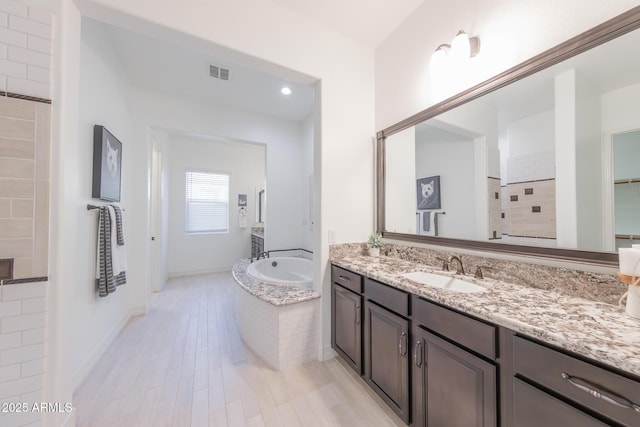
185, 171, 229, 233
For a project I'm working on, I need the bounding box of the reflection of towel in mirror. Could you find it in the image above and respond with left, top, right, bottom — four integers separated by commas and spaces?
418, 211, 436, 237
96, 205, 127, 297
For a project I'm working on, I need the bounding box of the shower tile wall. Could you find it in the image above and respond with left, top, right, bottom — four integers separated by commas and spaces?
0, 0, 53, 100
487, 177, 501, 239
507, 180, 556, 238
0, 3, 52, 427
501, 149, 557, 240
0, 96, 50, 278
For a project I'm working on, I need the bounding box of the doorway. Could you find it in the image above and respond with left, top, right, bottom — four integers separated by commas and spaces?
150, 143, 165, 291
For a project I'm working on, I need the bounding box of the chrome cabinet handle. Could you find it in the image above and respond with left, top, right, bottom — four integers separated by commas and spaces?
338, 275, 351, 282
562, 372, 640, 413
399, 332, 408, 358
355, 304, 360, 326
414, 340, 423, 367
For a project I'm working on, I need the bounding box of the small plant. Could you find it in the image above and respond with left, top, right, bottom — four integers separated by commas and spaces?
367, 232, 383, 249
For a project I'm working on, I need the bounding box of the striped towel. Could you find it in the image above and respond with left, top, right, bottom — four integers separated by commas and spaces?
113, 205, 125, 246
96, 206, 126, 297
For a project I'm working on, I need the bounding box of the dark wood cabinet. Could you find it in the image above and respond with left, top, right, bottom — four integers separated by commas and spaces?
512, 378, 608, 426
413, 325, 497, 427
330, 263, 640, 427
331, 266, 363, 374
332, 284, 363, 373
364, 299, 410, 423
512, 335, 640, 427
251, 234, 264, 258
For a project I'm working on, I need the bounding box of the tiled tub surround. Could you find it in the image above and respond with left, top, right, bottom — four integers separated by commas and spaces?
330, 243, 640, 377
232, 259, 320, 370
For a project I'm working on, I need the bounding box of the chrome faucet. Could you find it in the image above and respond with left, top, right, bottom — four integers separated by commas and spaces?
256, 251, 269, 260
447, 255, 465, 275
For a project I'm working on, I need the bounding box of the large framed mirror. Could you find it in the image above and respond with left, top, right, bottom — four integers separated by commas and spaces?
377, 6, 640, 267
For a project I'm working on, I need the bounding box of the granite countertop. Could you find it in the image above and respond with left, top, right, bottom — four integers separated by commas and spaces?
332, 255, 640, 377
232, 259, 320, 306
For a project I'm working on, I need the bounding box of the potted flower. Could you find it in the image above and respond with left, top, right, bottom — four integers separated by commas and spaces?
367, 232, 383, 257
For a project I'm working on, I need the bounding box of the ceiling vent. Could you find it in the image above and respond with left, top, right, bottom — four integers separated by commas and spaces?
209, 64, 230, 81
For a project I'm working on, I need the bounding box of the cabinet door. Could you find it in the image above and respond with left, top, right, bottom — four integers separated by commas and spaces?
513, 378, 609, 427
413, 326, 496, 427
364, 301, 410, 423
332, 284, 362, 374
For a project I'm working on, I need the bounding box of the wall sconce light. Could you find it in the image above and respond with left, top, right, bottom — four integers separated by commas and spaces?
430, 30, 480, 77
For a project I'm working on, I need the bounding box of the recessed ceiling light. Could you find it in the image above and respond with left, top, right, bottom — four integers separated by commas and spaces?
281, 87, 292, 95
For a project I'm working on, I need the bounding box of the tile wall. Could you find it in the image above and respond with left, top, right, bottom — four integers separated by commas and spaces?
501, 149, 557, 241
0, 2, 52, 426
0, 0, 52, 100
0, 96, 50, 279
0, 281, 47, 427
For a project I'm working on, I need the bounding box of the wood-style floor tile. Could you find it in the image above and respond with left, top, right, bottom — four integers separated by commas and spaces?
73, 272, 405, 427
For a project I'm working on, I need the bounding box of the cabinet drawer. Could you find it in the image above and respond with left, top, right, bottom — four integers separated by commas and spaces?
412, 296, 496, 360
513, 378, 608, 427
331, 265, 362, 294
365, 278, 409, 317
513, 336, 640, 427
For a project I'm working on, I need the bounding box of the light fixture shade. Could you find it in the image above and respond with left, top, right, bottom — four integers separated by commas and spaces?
430, 44, 449, 78
450, 30, 471, 65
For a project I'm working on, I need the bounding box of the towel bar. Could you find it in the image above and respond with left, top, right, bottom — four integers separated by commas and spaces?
87, 204, 125, 211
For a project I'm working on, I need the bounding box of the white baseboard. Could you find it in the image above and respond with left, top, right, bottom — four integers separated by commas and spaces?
168, 266, 232, 279
131, 305, 147, 317
323, 346, 337, 361
71, 307, 140, 391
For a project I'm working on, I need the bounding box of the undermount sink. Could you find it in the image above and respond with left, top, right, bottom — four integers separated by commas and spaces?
401, 271, 486, 293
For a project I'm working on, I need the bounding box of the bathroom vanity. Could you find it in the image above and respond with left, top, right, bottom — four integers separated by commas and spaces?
251, 227, 264, 259
331, 254, 640, 427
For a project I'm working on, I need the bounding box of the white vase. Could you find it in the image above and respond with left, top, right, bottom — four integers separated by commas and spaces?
368, 247, 380, 257
626, 284, 640, 319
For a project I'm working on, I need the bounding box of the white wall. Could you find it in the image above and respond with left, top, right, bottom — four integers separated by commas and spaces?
375, 0, 640, 129
555, 69, 578, 248
576, 73, 604, 250
384, 127, 416, 234
133, 89, 308, 255
70, 16, 141, 391
415, 139, 476, 239
166, 135, 265, 275
505, 111, 555, 183
507, 111, 555, 157
602, 81, 640, 137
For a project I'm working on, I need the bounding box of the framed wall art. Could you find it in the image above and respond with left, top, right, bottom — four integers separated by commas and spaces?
92, 125, 123, 202
416, 175, 441, 210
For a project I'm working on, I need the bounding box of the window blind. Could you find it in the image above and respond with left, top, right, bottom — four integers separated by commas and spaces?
185, 171, 229, 233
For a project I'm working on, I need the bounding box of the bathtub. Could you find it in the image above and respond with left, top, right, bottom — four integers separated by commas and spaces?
232, 257, 319, 371
246, 256, 313, 287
